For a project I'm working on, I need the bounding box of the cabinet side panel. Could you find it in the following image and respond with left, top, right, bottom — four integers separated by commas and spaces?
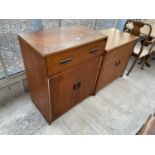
18, 36, 51, 123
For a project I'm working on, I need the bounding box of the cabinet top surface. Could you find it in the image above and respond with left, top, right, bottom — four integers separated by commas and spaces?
99, 28, 138, 51
19, 25, 107, 57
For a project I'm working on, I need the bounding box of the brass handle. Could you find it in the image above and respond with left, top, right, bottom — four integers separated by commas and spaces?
59, 58, 72, 65
89, 48, 99, 54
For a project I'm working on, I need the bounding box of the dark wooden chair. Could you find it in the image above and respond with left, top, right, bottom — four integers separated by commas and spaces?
123, 20, 155, 76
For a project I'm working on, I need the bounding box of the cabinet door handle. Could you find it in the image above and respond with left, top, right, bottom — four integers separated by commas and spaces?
77, 81, 81, 88
73, 81, 81, 90
115, 60, 121, 66
59, 58, 72, 65
115, 62, 118, 66
73, 84, 77, 90
89, 48, 99, 54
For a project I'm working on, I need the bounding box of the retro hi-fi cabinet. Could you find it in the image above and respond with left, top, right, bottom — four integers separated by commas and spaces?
18, 26, 107, 124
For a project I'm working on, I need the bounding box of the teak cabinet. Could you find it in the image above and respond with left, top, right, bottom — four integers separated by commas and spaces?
95, 28, 138, 92
18, 26, 107, 123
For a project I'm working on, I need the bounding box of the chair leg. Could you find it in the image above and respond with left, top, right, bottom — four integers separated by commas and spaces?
126, 56, 139, 76
141, 57, 146, 70
138, 57, 144, 65
146, 55, 151, 67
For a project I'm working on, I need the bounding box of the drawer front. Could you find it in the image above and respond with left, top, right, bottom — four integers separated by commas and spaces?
46, 39, 106, 76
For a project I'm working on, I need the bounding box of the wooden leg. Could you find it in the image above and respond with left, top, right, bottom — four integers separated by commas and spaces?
138, 57, 144, 65
146, 62, 151, 67
141, 57, 146, 70
146, 55, 151, 67
141, 55, 152, 69
126, 56, 139, 76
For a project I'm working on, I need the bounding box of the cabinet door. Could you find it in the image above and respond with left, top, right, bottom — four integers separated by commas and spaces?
95, 41, 136, 92
49, 56, 102, 120
96, 55, 128, 91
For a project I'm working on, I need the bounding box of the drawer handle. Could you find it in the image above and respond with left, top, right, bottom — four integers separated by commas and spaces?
59, 58, 72, 65
89, 48, 99, 54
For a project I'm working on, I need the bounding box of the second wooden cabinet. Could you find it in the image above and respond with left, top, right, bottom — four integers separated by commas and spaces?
95, 28, 138, 93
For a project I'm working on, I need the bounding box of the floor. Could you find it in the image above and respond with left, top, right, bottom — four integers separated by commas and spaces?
0, 58, 155, 135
